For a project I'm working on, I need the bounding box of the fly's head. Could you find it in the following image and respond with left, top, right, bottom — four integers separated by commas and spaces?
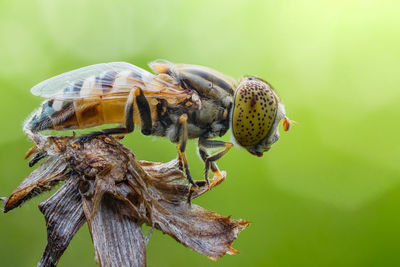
231, 77, 292, 157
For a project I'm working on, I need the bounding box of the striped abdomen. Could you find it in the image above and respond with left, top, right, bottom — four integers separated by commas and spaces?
25, 98, 129, 132
24, 94, 186, 134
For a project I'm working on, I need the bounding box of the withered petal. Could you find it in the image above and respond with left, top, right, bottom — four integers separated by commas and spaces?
152, 201, 250, 260
82, 194, 146, 267
4, 156, 68, 212
140, 159, 185, 183
38, 176, 86, 267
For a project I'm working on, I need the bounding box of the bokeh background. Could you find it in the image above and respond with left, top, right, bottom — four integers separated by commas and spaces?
0, 0, 399, 266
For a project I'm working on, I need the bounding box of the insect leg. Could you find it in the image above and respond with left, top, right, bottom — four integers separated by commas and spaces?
134, 87, 152, 135
74, 89, 136, 143
198, 138, 234, 182
198, 147, 218, 185
177, 114, 196, 187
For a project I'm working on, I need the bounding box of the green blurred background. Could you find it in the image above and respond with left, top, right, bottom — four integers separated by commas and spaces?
1, 0, 399, 266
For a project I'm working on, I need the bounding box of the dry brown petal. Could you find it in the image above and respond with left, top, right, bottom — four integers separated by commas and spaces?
82, 193, 146, 267
4, 155, 68, 212
38, 177, 86, 267
152, 201, 250, 260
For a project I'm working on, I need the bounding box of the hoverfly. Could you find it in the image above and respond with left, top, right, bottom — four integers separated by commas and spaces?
24, 60, 292, 185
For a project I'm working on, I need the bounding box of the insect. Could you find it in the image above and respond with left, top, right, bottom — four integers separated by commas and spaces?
24, 60, 293, 185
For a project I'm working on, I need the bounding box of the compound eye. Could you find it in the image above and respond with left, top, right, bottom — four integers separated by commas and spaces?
232, 78, 278, 147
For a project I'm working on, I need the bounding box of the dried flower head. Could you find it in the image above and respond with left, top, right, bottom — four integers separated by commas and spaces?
2, 135, 250, 267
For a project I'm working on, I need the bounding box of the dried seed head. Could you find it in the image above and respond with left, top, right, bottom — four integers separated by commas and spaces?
4, 136, 250, 266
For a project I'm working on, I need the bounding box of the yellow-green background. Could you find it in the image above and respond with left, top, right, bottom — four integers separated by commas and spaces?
1, 0, 399, 266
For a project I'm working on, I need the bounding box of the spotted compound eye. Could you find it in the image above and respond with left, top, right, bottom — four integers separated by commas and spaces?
232, 78, 278, 147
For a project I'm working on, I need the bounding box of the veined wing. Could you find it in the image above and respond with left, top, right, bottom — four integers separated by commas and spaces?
30, 62, 187, 100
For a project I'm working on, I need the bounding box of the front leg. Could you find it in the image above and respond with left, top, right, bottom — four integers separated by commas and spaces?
198, 138, 234, 184
198, 147, 218, 185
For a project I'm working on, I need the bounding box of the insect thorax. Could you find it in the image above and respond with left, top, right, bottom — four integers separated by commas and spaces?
152, 96, 232, 143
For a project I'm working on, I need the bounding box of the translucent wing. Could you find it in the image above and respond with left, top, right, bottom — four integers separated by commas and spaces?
31, 62, 186, 100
